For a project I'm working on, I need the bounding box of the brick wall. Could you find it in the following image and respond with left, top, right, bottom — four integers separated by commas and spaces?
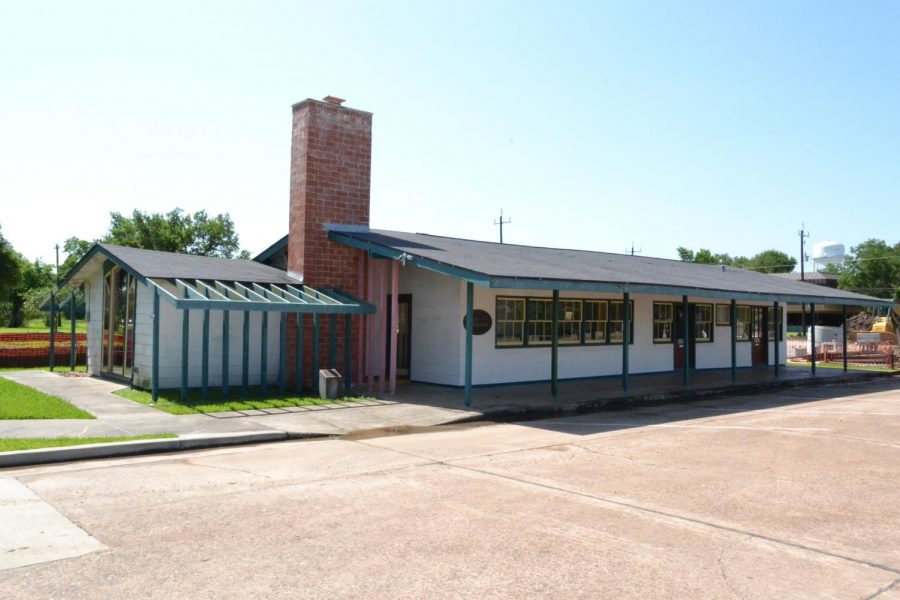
286, 98, 371, 391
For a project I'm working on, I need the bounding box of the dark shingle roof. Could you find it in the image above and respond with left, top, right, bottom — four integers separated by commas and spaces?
331, 228, 888, 305
98, 244, 299, 284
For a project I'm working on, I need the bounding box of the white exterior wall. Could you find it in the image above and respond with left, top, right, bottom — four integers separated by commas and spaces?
84, 270, 104, 376
395, 268, 787, 386
132, 282, 282, 391
398, 266, 462, 386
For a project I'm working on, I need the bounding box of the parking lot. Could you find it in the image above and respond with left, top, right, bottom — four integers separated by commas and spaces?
2, 377, 899, 598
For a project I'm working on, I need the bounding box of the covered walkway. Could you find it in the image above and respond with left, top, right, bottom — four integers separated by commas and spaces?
389, 365, 894, 414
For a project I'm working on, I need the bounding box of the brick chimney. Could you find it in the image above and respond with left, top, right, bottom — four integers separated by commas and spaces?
287, 96, 372, 391
288, 96, 372, 287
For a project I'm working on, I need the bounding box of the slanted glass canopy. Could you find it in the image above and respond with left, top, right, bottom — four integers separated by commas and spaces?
156, 279, 374, 314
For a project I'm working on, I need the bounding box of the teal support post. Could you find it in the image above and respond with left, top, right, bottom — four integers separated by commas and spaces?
278, 313, 286, 398
152, 287, 160, 404
551, 289, 559, 400
201, 309, 210, 402
181, 287, 190, 401
842, 305, 848, 373
295, 314, 303, 392
312, 314, 320, 395
773, 301, 779, 378
69, 291, 76, 370
464, 282, 474, 407
222, 311, 230, 400
181, 308, 189, 402
260, 312, 268, 395
48, 294, 56, 371
810, 304, 816, 376
329, 314, 337, 369
241, 311, 249, 399
730, 300, 737, 383
622, 292, 630, 392
682, 295, 690, 387
344, 313, 352, 395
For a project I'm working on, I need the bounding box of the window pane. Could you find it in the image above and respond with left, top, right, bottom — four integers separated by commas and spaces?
496, 298, 525, 346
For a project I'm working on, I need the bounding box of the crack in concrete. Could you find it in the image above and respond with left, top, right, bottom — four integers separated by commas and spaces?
717, 535, 751, 600
569, 443, 826, 487
862, 576, 900, 599
361, 439, 900, 578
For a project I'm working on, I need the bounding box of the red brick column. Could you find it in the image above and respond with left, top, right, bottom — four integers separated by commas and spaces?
285, 97, 372, 392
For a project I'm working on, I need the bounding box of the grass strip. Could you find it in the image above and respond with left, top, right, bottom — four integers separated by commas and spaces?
787, 361, 898, 373
0, 366, 88, 373
0, 434, 176, 452
116, 386, 372, 415
0, 377, 93, 419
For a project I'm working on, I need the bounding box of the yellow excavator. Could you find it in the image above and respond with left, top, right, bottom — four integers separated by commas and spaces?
870, 305, 899, 335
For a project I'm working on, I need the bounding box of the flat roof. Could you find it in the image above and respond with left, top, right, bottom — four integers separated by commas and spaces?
328, 227, 893, 307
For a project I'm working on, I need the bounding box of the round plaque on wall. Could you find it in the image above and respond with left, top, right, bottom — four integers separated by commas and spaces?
463, 309, 493, 335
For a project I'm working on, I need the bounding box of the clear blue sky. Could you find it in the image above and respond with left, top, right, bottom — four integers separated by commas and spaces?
2, 1, 898, 271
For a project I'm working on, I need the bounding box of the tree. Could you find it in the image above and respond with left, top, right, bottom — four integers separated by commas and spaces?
106, 208, 243, 258
61, 208, 250, 276
677, 246, 794, 273
0, 225, 22, 303
60, 237, 94, 275
837, 239, 900, 300
676, 247, 737, 265
745, 250, 796, 274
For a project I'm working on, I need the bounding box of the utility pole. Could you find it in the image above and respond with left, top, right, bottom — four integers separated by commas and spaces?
798, 225, 810, 335
798, 224, 809, 281
54, 244, 61, 327
627, 242, 642, 256
494, 209, 511, 244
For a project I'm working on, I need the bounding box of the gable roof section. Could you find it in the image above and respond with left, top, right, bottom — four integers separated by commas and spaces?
253, 234, 288, 264
62, 243, 299, 287
328, 227, 892, 307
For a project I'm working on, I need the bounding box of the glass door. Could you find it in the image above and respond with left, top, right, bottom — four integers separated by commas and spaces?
102, 266, 136, 380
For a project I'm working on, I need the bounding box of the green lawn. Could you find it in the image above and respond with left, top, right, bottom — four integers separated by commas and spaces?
0, 434, 176, 452
117, 386, 368, 415
788, 361, 898, 373
0, 318, 87, 334
0, 377, 93, 419
0, 365, 88, 373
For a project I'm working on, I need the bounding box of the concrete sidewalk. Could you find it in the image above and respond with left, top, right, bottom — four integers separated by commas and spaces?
0, 370, 481, 466
1, 367, 896, 467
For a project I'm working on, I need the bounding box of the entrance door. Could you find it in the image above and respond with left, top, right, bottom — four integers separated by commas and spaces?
673, 304, 696, 369
102, 266, 136, 380
386, 294, 412, 379
750, 306, 768, 365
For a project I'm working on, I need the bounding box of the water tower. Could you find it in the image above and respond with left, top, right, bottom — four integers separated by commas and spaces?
812, 241, 845, 272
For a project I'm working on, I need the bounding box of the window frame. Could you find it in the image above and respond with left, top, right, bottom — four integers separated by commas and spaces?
694, 303, 714, 343
494, 296, 633, 348
652, 302, 674, 343
735, 305, 752, 342
715, 304, 732, 326
495, 297, 526, 347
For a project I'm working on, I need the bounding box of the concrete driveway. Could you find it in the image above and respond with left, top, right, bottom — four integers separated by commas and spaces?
1, 378, 898, 598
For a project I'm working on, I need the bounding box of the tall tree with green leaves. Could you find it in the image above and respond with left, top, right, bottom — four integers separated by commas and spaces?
745, 250, 796, 273
676, 247, 792, 271
0, 225, 22, 303
62, 208, 251, 276
837, 239, 900, 300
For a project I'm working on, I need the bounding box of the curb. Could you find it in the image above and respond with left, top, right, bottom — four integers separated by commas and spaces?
2, 371, 895, 468
442, 370, 898, 426
0, 431, 320, 469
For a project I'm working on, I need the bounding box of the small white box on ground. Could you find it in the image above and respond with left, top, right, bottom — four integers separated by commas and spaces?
319, 369, 343, 400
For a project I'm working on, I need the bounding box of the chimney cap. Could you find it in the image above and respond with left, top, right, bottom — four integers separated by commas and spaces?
322, 95, 346, 106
